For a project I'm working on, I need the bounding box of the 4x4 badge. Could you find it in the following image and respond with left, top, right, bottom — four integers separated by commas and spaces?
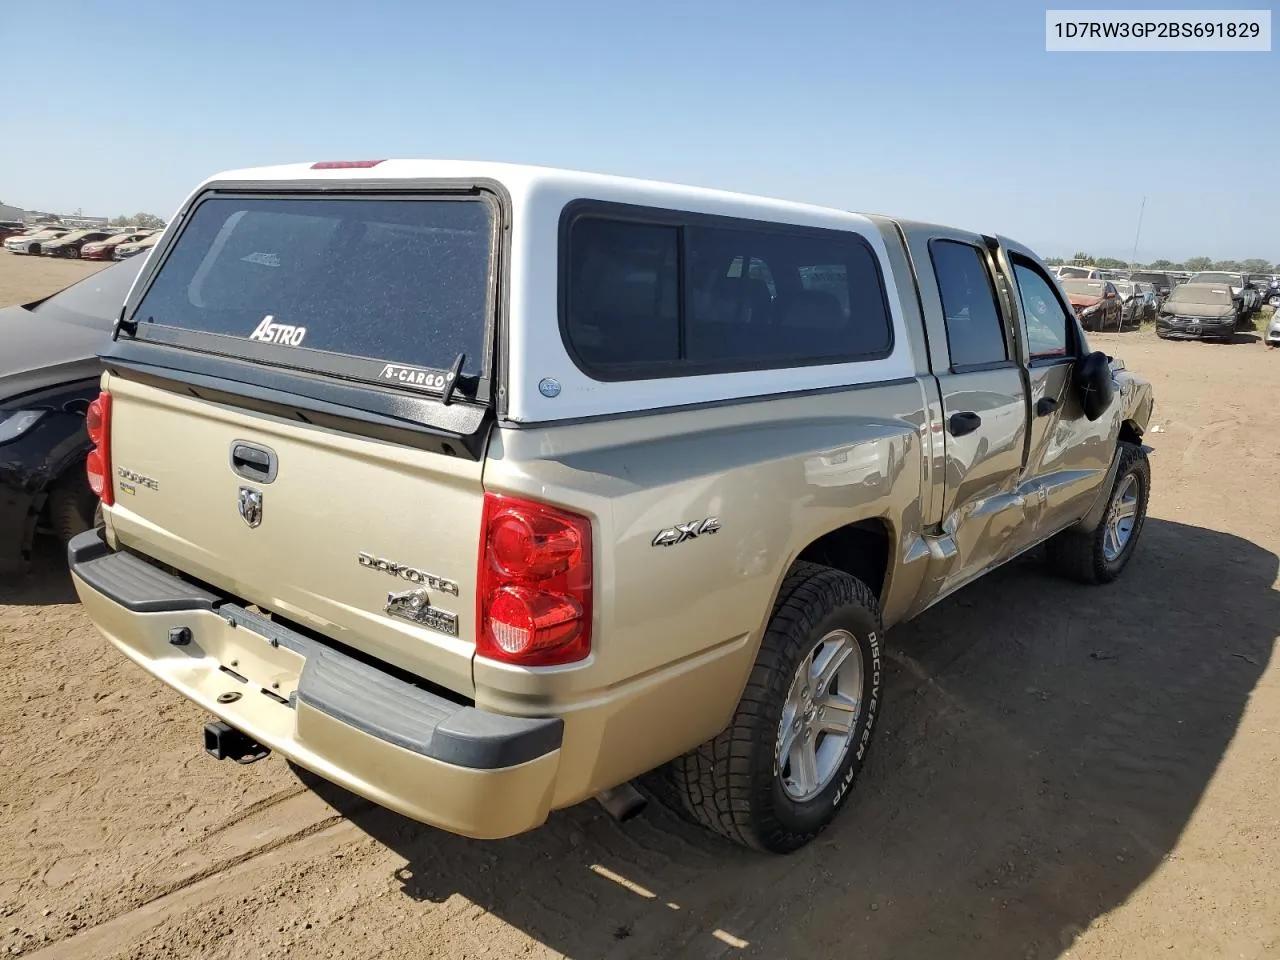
238, 487, 263, 528
652, 517, 721, 547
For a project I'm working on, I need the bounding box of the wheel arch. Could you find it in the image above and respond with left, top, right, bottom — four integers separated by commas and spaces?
1118, 418, 1144, 447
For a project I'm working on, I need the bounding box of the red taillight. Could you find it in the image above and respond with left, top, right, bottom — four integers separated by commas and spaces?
310, 160, 385, 169
477, 494, 592, 667
85, 392, 113, 507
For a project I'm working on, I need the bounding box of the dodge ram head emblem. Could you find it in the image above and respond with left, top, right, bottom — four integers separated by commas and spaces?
237, 487, 263, 528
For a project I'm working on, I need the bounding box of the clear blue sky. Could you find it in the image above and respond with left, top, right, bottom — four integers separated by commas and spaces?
1, 0, 1274, 262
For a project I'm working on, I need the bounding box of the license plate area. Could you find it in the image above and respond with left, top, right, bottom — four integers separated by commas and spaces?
202, 615, 305, 707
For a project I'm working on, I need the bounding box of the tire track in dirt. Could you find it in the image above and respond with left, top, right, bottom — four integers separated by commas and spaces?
24, 818, 362, 960
22, 788, 353, 956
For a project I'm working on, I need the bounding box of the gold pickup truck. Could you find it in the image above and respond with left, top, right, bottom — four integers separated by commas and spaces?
69, 160, 1154, 853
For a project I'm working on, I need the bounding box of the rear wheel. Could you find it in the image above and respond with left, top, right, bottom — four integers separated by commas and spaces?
1046, 442, 1150, 584
657, 562, 883, 853
48, 468, 99, 543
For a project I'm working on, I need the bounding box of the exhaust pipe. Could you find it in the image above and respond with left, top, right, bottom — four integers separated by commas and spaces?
596, 782, 648, 823
204, 721, 270, 764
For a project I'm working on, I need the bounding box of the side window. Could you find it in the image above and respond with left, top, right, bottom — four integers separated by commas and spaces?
564, 218, 679, 370
1012, 260, 1073, 359
684, 226, 891, 366
929, 239, 1007, 369
561, 208, 894, 378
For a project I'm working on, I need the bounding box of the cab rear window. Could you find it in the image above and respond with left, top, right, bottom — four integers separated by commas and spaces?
129, 195, 494, 389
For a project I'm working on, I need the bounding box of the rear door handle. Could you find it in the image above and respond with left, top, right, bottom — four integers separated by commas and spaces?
948, 412, 982, 437
1035, 396, 1058, 417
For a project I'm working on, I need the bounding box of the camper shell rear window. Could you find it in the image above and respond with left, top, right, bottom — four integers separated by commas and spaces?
124, 191, 498, 399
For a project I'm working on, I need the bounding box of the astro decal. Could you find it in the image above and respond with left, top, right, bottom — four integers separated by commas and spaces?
379, 364, 448, 390
248, 315, 307, 346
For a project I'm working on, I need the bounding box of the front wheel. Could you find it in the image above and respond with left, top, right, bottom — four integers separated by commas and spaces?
1045, 442, 1150, 584
657, 562, 883, 853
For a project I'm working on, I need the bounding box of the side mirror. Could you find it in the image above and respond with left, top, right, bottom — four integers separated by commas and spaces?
1104, 290, 1117, 299
1074, 350, 1114, 422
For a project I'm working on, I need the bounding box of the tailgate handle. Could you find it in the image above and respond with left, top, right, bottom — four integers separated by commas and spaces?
230, 442, 278, 483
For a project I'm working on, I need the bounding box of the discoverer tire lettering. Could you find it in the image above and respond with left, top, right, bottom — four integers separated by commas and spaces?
656, 561, 884, 853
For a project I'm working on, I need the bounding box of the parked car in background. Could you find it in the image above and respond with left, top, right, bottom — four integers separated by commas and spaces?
1061, 278, 1122, 330
0, 257, 145, 573
0, 221, 27, 243
1129, 271, 1176, 302
1264, 277, 1280, 307
113, 232, 159, 260
1188, 271, 1256, 316
1242, 277, 1267, 314
1157, 282, 1239, 341
5, 227, 70, 255
1266, 309, 1280, 348
1056, 264, 1102, 280
81, 231, 152, 261
1132, 281, 1159, 322
1110, 280, 1146, 328
42, 229, 114, 259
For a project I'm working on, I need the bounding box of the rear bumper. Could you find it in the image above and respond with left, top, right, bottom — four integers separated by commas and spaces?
68, 530, 562, 839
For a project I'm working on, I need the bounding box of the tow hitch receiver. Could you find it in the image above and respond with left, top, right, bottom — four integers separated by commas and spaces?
204, 721, 271, 764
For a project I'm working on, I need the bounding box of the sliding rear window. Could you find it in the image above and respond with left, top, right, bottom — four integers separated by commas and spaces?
128, 194, 495, 392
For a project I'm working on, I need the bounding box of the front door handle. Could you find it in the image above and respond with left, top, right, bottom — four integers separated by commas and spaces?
1035, 396, 1058, 417
948, 412, 982, 437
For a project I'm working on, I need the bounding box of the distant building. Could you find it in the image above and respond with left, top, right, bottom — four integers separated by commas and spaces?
58, 215, 110, 228
0, 201, 24, 223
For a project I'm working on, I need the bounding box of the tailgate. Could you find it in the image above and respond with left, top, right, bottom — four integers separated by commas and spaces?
96, 185, 504, 697
104, 373, 483, 697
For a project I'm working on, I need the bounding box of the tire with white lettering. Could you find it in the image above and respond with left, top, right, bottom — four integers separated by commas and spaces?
658, 562, 883, 853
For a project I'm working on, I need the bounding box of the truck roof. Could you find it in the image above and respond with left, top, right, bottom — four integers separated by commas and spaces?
198, 159, 892, 234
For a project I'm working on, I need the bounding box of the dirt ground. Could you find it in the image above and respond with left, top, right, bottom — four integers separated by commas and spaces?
1, 253, 1277, 960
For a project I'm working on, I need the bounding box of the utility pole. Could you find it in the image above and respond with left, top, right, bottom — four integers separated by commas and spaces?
1129, 196, 1146, 270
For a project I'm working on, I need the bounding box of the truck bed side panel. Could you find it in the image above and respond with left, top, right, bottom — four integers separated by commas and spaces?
477, 381, 928, 805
